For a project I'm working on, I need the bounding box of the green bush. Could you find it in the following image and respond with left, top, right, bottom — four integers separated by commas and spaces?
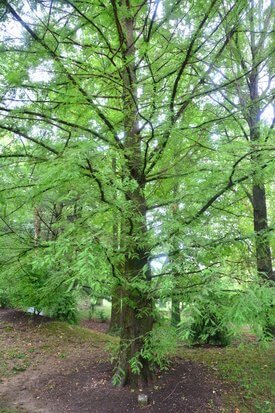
95, 309, 108, 322
189, 311, 231, 346
46, 293, 78, 324
181, 291, 232, 347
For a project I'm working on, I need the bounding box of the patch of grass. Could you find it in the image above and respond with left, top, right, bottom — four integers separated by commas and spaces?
0, 404, 22, 413
2, 325, 13, 332
0, 351, 8, 376
40, 321, 115, 344
0, 349, 31, 378
11, 362, 30, 374
58, 351, 68, 359
179, 342, 275, 412
7, 350, 27, 359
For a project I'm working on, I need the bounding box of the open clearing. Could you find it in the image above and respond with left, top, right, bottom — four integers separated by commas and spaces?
0, 308, 274, 413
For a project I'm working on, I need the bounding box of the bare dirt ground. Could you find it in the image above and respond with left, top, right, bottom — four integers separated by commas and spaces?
0, 308, 226, 413
80, 318, 109, 333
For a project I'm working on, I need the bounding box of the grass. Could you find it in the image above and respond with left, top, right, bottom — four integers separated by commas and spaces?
0, 406, 27, 413
178, 341, 275, 413
40, 321, 114, 344
0, 349, 30, 377
0, 403, 25, 413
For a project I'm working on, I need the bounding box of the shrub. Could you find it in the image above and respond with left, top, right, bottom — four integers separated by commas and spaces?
46, 293, 78, 324
189, 311, 231, 346
181, 291, 232, 347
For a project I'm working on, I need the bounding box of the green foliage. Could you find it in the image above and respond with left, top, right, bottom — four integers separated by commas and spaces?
180, 291, 232, 346
112, 367, 125, 386
0, 250, 80, 323
94, 309, 109, 323
189, 311, 231, 347
45, 293, 78, 324
129, 355, 143, 375
141, 323, 178, 369
0, 0, 273, 382
0, 289, 11, 308
227, 283, 275, 340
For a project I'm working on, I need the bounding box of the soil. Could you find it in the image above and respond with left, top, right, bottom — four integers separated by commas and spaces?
80, 319, 109, 334
0, 308, 225, 413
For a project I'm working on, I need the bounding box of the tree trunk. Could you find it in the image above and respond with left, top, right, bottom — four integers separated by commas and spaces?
34, 207, 41, 247
171, 296, 181, 327
248, 51, 273, 282
108, 285, 122, 334
111, 0, 154, 386
248, 20, 274, 335
115, 286, 154, 386
109, 157, 123, 335
170, 186, 181, 328
252, 183, 274, 281
114, 195, 154, 385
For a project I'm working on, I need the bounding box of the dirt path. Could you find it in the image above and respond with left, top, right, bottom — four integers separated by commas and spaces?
0, 309, 225, 413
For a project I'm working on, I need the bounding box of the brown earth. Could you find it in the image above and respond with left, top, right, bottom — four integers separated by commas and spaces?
80, 319, 109, 333
0, 308, 226, 413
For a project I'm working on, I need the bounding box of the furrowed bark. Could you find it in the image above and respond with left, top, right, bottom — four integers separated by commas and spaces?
248, 0, 273, 281
248, 3, 274, 335
171, 296, 181, 327
248, 70, 273, 282
109, 285, 122, 334
112, 0, 154, 386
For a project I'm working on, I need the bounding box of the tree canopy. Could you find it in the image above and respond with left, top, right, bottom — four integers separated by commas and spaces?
0, 0, 274, 386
